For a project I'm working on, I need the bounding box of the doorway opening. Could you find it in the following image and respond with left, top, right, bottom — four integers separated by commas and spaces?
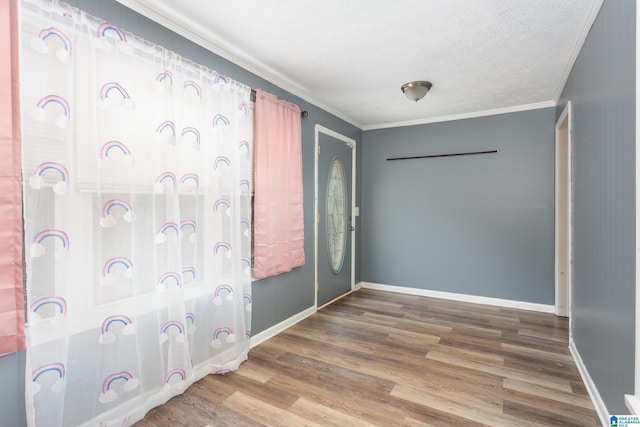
555, 101, 572, 320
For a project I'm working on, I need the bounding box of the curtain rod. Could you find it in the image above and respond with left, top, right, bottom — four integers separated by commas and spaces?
250, 89, 309, 118
386, 149, 498, 161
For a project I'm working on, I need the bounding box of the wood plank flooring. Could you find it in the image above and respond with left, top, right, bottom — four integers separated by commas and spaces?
135, 289, 600, 426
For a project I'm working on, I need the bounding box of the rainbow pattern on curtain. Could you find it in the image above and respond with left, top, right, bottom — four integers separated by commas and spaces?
20, 0, 253, 425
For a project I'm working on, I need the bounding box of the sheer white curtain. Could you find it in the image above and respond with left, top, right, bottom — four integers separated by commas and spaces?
20, 1, 253, 425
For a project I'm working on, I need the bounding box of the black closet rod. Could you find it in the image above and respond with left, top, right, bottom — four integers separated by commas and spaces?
387, 149, 498, 161
250, 89, 309, 118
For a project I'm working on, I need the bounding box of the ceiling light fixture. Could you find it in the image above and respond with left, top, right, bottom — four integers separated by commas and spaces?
401, 81, 432, 102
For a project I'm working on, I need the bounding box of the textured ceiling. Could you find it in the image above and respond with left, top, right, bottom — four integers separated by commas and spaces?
117, 0, 602, 129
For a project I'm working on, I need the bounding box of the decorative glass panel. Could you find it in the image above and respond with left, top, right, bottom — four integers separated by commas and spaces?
326, 157, 346, 273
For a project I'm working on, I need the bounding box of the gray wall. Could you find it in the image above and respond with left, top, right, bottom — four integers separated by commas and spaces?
63, 0, 362, 333
0, 351, 26, 427
361, 108, 556, 304
557, 0, 636, 415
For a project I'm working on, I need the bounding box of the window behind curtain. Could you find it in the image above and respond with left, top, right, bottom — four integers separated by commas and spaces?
20, 1, 253, 424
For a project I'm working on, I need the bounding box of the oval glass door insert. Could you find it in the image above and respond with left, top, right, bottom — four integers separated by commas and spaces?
326, 157, 346, 273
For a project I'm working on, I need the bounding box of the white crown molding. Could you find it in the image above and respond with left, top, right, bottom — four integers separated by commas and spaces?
362, 100, 556, 131
114, 0, 363, 129
114, 0, 595, 132
552, 0, 605, 103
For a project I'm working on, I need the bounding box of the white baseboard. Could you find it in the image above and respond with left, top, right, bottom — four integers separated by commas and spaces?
249, 305, 316, 349
569, 339, 609, 427
625, 394, 640, 415
359, 282, 555, 313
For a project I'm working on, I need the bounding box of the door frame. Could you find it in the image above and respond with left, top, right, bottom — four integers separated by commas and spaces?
627, 2, 640, 412
314, 124, 356, 308
555, 101, 573, 321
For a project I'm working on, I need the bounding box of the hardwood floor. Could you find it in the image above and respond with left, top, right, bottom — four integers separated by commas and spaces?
135, 289, 600, 426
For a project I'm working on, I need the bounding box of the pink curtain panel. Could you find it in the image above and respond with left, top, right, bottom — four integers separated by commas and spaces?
253, 90, 304, 280
0, 0, 25, 356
